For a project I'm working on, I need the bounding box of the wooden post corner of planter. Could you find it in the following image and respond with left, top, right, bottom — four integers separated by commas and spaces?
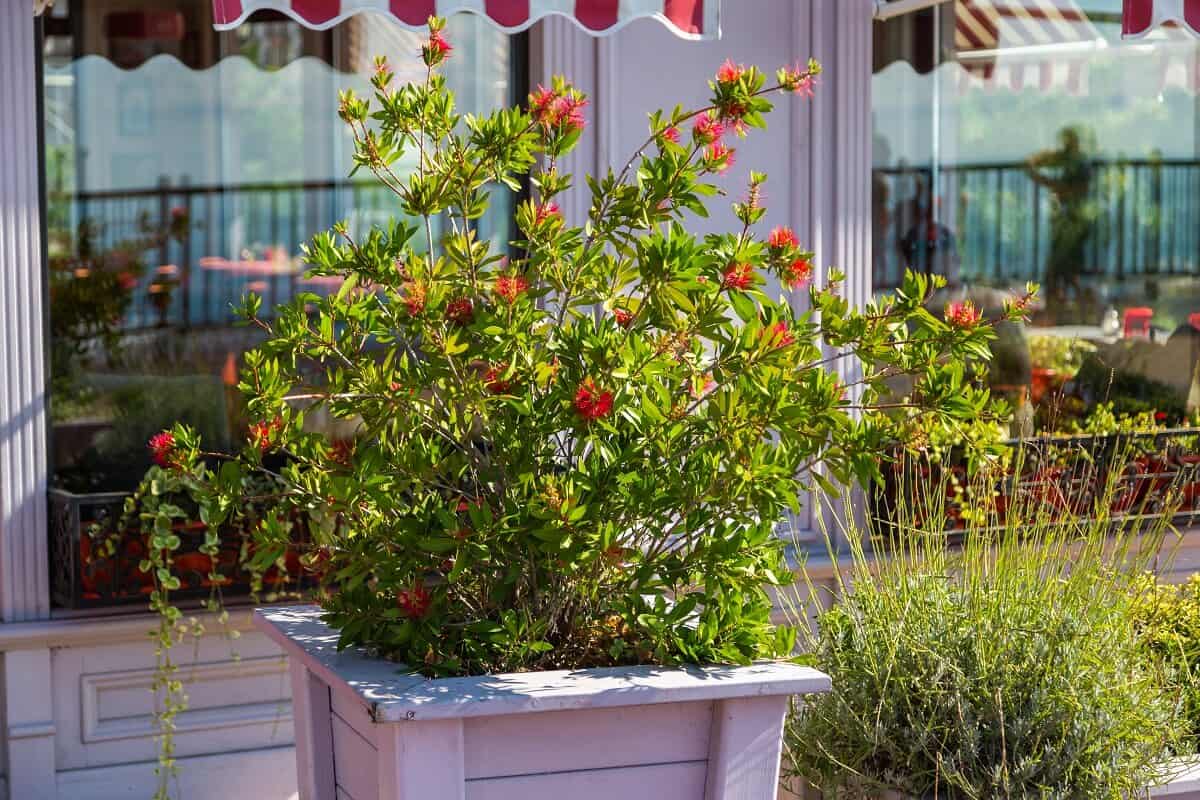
704, 694, 791, 800
377, 718, 466, 800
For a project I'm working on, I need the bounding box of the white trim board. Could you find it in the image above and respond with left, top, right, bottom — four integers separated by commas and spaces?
55, 745, 298, 800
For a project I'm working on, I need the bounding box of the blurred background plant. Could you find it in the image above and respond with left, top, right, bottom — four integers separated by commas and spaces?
1133, 572, 1200, 755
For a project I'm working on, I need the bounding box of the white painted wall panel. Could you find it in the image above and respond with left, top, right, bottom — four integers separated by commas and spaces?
52, 629, 293, 770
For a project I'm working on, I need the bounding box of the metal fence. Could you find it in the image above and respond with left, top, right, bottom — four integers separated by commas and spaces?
53, 176, 513, 332
874, 158, 1200, 290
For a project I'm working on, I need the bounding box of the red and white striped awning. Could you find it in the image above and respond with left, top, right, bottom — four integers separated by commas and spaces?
955, 0, 1101, 93
211, 0, 719, 38
1123, 0, 1200, 38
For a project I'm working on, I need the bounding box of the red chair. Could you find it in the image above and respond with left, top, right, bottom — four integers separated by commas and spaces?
1123, 307, 1153, 338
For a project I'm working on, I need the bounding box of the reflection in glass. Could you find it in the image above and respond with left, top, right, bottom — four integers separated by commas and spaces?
873, 0, 1200, 434
42, 2, 516, 493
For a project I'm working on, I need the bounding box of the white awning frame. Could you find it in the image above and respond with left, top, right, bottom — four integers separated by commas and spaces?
874, 0, 953, 21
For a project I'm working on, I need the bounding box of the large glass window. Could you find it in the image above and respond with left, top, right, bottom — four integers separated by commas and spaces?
42, 4, 520, 495
873, 0, 1200, 434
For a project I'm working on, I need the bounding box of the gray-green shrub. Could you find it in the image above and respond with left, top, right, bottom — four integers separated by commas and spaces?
785, 456, 1185, 799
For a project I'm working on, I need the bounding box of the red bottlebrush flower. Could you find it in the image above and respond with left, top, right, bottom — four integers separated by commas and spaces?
613, 308, 634, 328
534, 202, 561, 227
397, 581, 432, 619
722, 263, 755, 291
716, 58, 746, 85
1155, 411, 1168, 423
768, 226, 798, 251
661, 126, 680, 144
693, 112, 725, 145
530, 85, 556, 118
148, 431, 177, 468
422, 31, 452, 65
783, 257, 813, 289
529, 85, 587, 132
494, 274, 529, 304
690, 373, 717, 399
781, 64, 817, 97
1004, 290, 1035, 321
945, 300, 982, 330
330, 439, 355, 465
602, 544, 629, 564
445, 297, 474, 326
706, 142, 735, 174
170, 206, 188, 223
249, 416, 284, 453
484, 363, 512, 394
402, 281, 426, 316
574, 378, 614, 422
552, 94, 588, 132
762, 321, 795, 348
116, 271, 138, 291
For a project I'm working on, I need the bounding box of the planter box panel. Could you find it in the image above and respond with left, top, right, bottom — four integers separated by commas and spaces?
464, 761, 708, 800
462, 700, 713, 780
257, 606, 832, 800
331, 712, 377, 800
331, 685, 376, 746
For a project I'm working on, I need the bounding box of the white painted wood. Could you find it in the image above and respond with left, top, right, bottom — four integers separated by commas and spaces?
52, 629, 292, 770
256, 607, 830, 723
0, 0, 51, 623
376, 718, 466, 800
330, 684, 377, 746
704, 695, 790, 800
54, 744, 297, 800
4, 648, 57, 799
462, 700, 712, 780
291, 661, 336, 800
331, 714, 377, 800
464, 761, 708, 800
0, 608, 259, 651
873, 0, 952, 21
1153, 758, 1200, 798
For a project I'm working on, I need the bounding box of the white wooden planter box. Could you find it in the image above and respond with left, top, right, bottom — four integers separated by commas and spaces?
255, 605, 831, 800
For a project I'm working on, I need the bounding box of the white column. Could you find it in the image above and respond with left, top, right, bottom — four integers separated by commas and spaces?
0, 0, 51, 623
789, 1, 875, 543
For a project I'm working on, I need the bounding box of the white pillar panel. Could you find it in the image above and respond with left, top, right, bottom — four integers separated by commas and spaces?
0, 0, 51, 622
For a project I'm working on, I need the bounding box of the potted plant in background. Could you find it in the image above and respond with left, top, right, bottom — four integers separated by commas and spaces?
138, 18, 1023, 799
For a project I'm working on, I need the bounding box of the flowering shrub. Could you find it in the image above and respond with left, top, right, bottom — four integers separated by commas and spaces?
141, 18, 1021, 679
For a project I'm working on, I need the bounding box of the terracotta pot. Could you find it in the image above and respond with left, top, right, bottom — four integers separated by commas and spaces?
256, 606, 829, 800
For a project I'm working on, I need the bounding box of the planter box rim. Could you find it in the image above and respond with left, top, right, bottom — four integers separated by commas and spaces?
255, 605, 830, 722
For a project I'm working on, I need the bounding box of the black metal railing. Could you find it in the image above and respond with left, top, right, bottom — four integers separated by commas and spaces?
874, 158, 1200, 290
50, 176, 513, 333
49, 487, 313, 609
873, 429, 1200, 537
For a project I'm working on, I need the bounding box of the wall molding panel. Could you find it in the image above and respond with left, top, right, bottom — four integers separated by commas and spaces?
82, 656, 290, 744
